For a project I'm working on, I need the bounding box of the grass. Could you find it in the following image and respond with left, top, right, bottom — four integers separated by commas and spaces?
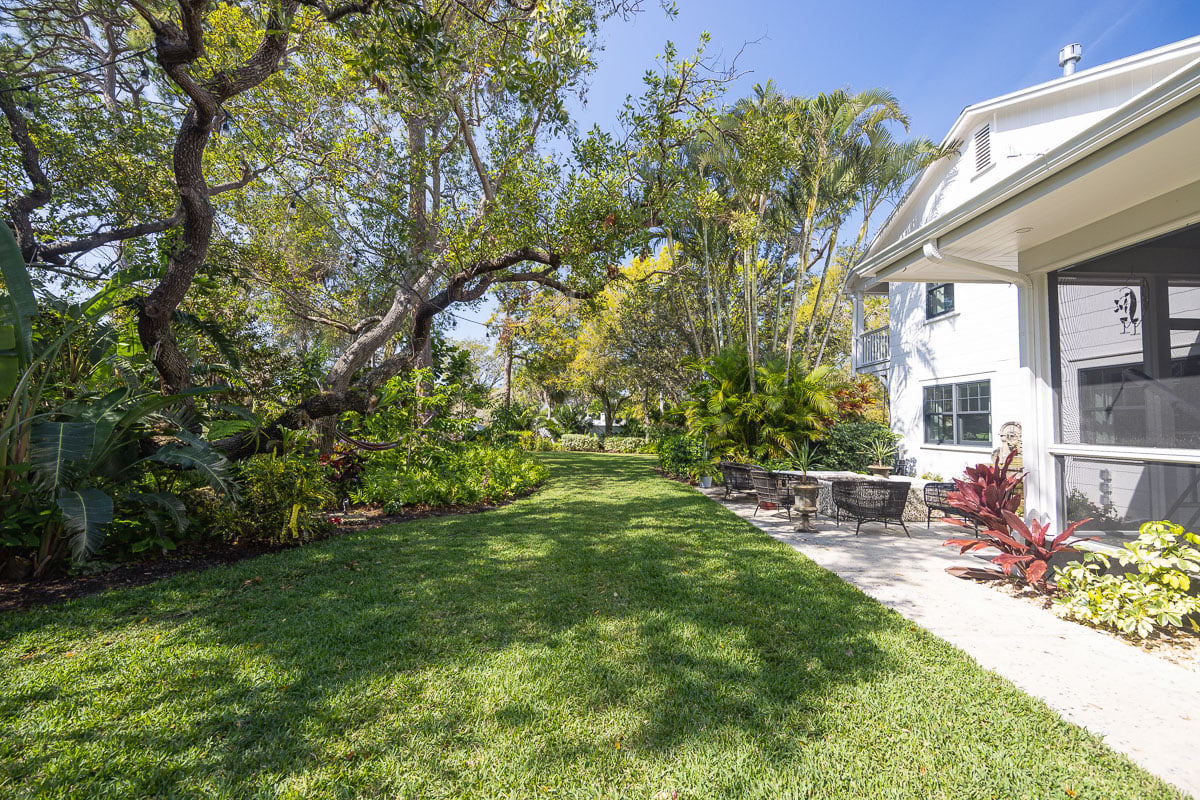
0, 452, 1183, 799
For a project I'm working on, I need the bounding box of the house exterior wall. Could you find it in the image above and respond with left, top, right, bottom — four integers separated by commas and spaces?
887, 281, 1023, 481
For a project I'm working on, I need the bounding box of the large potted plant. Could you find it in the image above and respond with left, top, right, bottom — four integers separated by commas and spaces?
791, 441, 821, 510
690, 460, 718, 489
864, 437, 897, 479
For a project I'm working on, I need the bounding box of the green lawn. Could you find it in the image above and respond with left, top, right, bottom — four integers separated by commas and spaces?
0, 453, 1181, 799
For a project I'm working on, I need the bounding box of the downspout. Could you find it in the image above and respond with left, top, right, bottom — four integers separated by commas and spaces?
921, 239, 1032, 289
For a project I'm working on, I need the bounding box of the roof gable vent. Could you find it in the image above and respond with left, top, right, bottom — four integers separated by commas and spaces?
974, 124, 992, 173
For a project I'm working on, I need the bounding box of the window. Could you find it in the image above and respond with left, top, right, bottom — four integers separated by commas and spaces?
926, 283, 954, 319
974, 124, 992, 172
924, 380, 991, 446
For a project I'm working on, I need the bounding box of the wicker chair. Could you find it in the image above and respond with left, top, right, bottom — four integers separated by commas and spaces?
922, 482, 978, 530
831, 479, 911, 536
750, 466, 794, 518
719, 461, 756, 498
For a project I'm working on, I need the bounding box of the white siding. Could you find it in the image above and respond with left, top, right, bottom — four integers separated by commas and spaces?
887, 282, 1022, 480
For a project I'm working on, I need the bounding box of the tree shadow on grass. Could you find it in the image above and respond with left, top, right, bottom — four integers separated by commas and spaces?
0, 453, 1174, 798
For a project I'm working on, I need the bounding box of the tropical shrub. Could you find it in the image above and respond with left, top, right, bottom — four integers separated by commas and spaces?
517, 431, 558, 451
658, 433, 706, 478
815, 421, 896, 472
560, 433, 602, 451
603, 436, 651, 454
321, 444, 366, 501
680, 347, 836, 461
353, 444, 546, 511
945, 453, 1023, 532
0, 235, 235, 576
544, 404, 590, 436
942, 454, 1093, 592
215, 440, 336, 543
1054, 520, 1200, 637
944, 510, 1093, 591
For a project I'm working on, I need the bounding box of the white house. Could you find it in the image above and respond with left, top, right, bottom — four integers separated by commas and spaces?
851, 36, 1200, 536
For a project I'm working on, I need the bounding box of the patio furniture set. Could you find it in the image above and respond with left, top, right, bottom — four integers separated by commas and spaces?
718, 461, 948, 536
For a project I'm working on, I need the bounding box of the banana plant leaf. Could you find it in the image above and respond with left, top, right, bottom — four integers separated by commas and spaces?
30, 421, 94, 490
57, 487, 114, 563
0, 222, 36, 369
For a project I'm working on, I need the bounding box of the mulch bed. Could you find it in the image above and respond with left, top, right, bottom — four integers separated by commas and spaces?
0, 499, 518, 614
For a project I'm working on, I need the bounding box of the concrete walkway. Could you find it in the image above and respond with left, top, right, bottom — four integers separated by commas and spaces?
701, 487, 1200, 798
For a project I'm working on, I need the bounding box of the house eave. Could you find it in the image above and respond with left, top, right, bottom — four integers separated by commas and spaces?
854, 55, 1200, 283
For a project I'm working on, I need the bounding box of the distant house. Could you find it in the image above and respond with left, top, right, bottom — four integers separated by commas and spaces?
850, 37, 1200, 535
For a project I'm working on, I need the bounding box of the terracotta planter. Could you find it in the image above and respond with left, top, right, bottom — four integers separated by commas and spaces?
868, 465, 893, 478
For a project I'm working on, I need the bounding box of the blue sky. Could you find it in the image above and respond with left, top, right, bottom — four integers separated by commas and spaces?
447, 0, 1200, 340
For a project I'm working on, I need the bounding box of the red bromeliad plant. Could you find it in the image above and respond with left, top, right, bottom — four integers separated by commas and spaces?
942, 453, 1095, 591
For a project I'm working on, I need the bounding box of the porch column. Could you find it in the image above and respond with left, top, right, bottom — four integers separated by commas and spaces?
1019, 272, 1059, 529
850, 289, 865, 373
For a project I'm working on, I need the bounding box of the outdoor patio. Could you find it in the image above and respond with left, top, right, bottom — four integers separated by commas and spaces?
700, 483, 1200, 798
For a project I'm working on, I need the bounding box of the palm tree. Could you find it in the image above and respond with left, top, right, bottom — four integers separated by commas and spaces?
810, 129, 954, 369
781, 88, 910, 376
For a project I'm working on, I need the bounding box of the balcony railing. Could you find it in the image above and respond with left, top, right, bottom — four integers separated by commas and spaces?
857, 325, 889, 371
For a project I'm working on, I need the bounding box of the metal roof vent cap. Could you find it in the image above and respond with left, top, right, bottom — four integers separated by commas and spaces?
1059, 43, 1083, 76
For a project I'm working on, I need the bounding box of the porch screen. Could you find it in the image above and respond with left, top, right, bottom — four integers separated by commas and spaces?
1054, 240, 1200, 449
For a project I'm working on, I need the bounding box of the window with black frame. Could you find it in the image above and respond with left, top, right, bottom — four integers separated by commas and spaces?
926, 283, 954, 319
923, 380, 991, 445
1051, 222, 1200, 533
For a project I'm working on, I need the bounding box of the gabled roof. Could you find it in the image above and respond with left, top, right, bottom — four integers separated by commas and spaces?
938, 34, 1200, 151
858, 35, 1200, 282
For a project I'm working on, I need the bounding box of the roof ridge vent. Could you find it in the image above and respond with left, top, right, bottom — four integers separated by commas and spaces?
1059, 43, 1083, 76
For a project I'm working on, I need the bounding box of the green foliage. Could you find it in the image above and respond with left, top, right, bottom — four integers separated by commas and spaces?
489, 402, 540, 435
518, 431, 558, 452
353, 444, 546, 511
341, 370, 547, 511
680, 347, 836, 461
816, 421, 897, 472
862, 436, 898, 468
1054, 520, 1200, 638
0, 259, 234, 575
657, 433, 706, 478
560, 433, 602, 452
602, 436, 653, 454
215, 440, 335, 544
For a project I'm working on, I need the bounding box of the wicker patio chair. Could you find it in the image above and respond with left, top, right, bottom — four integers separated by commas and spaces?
831, 479, 911, 536
922, 482, 978, 530
719, 461, 756, 498
750, 466, 794, 519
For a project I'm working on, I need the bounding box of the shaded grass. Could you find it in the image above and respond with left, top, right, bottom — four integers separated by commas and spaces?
0, 453, 1183, 799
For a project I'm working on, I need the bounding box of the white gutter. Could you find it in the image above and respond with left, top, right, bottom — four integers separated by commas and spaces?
855, 54, 1200, 281
921, 239, 1033, 288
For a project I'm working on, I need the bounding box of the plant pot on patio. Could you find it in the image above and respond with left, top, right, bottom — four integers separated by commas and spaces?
698, 476, 713, 489
792, 478, 821, 509
868, 465, 893, 478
